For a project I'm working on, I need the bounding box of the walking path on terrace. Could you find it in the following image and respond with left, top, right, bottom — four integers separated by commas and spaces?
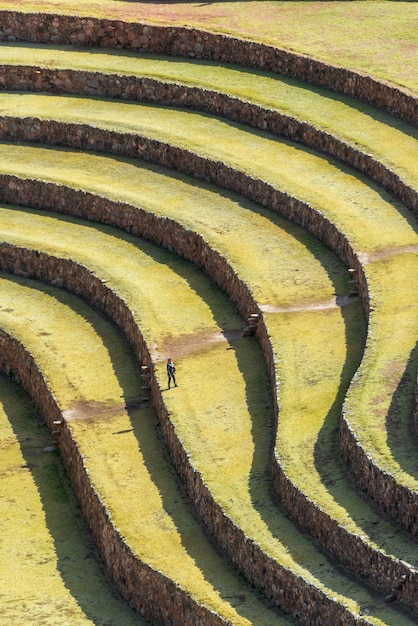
0, 191, 416, 623
0, 272, 289, 626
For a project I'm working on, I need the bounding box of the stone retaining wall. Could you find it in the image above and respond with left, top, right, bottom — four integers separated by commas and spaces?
1, 175, 418, 612
0, 328, 227, 626
0, 11, 416, 125
0, 243, 370, 626
0, 66, 416, 212
0, 8, 417, 620
2, 118, 415, 541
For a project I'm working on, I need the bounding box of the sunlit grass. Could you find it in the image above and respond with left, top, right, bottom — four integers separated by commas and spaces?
0, 44, 416, 191
0, 92, 415, 258
1, 210, 415, 624
0, 377, 146, 626
1, 2, 416, 92
0, 273, 287, 625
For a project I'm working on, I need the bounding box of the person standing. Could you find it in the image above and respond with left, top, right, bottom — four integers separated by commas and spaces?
167, 357, 178, 389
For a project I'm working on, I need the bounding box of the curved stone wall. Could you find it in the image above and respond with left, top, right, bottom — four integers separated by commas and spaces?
0, 11, 417, 618
0, 243, 368, 626
3, 120, 415, 540
1, 175, 417, 612
0, 329, 228, 626
0, 66, 415, 212
0, 11, 416, 125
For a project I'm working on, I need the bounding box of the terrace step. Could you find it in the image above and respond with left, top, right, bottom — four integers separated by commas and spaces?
0, 145, 416, 608
0, 272, 287, 626
0, 96, 416, 536
0, 199, 417, 623
0, 42, 415, 210
0, 374, 148, 625
0, 130, 416, 584
0, 101, 417, 533
0, 10, 415, 125
0, 6, 414, 620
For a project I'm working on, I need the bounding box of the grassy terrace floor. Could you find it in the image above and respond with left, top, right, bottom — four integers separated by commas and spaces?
0, 374, 147, 626
0, 3, 417, 623
0, 273, 289, 626
0, 91, 416, 499
1, 138, 417, 561
0, 2, 416, 93
0, 193, 416, 624
0, 43, 416, 196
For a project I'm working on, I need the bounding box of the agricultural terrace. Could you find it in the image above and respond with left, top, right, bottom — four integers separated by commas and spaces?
0, 2, 416, 626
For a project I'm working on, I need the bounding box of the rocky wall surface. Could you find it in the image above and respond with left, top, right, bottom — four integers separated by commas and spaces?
0, 11, 416, 125
1, 172, 418, 612
3, 121, 417, 542
0, 66, 415, 212
2, 174, 417, 612
0, 328, 227, 626
415, 377, 418, 435
340, 416, 418, 538
0, 242, 370, 626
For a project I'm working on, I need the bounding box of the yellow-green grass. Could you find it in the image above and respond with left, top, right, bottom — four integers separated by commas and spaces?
1, 141, 417, 562
344, 253, 418, 484
0, 44, 416, 194
0, 143, 346, 309
1, 2, 417, 93
0, 274, 286, 626
0, 213, 410, 624
0, 93, 416, 485
0, 205, 416, 623
0, 92, 415, 256
0, 376, 147, 626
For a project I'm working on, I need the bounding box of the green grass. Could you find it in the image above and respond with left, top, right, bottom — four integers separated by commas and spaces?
0, 375, 147, 626
1, 2, 417, 93
1, 134, 417, 563
0, 273, 287, 626
0, 2, 417, 623
3, 214, 409, 624
0, 91, 416, 497
0, 43, 416, 193
0, 191, 416, 624
0, 92, 416, 253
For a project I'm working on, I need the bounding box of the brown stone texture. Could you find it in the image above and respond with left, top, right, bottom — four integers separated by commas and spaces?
0, 172, 417, 612
0, 10, 416, 125
0, 9, 417, 622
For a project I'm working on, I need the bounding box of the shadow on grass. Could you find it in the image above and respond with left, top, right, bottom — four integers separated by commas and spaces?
0, 373, 146, 626
4, 180, 415, 608
2, 272, 284, 625
385, 341, 418, 481
159, 229, 397, 603
313, 299, 418, 560
0, 182, 380, 600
